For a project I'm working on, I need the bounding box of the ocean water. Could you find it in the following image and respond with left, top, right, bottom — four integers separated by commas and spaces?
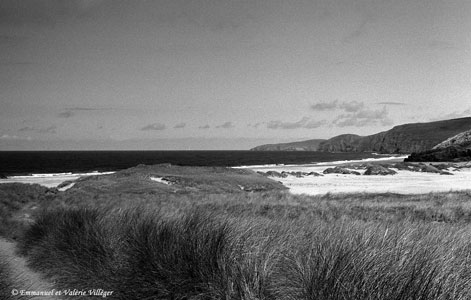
0, 151, 384, 176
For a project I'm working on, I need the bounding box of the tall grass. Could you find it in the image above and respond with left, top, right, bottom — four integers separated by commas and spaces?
17, 206, 471, 299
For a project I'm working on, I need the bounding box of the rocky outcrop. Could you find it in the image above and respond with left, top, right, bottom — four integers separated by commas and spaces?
405, 129, 471, 162
364, 165, 397, 175
433, 129, 471, 150
323, 167, 360, 175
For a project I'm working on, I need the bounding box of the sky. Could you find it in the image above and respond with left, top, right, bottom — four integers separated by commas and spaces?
1, 0, 470, 150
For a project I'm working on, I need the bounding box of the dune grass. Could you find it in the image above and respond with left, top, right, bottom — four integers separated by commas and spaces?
16, 205, 471, 299
3, 182, 471, 299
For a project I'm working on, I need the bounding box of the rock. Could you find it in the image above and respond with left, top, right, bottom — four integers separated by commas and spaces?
307, 171, 323, 177
364, 165, 397, 175
416, 165, 453, 175
265, 171, 288, 178
323, 167, 360, 175
287, 171, 306, 178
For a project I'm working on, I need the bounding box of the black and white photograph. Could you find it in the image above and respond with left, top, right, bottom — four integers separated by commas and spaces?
1, 0, 471, 299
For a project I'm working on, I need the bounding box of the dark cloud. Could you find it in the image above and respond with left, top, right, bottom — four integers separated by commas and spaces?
267, 117, 326, 130
198, 125, 210, 129
376, 102, 406, 106
140, 123, 166, 131
334, 108, 393, 127
174, 122, 186, 129
216, 121, 234, 129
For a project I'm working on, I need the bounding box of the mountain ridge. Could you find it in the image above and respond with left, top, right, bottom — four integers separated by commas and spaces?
251, 117, 471, 154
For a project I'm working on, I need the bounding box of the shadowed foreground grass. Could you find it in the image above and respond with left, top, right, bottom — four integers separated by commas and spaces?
16, 206, 471, 300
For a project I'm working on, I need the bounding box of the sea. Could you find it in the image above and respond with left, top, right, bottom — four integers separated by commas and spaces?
0, 151, 386, 177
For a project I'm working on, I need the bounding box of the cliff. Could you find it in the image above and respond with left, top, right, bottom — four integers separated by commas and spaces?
251, 117, 471, 154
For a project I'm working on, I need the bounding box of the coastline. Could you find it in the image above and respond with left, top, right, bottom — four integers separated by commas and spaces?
1, 155, 470, 195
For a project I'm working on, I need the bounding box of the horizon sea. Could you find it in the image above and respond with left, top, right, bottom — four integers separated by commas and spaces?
0, 150, 385, 177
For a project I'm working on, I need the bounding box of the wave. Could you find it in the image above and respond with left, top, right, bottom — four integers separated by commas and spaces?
8, 171, 115, 180
311, 155, 409, 166
235, 155, 408, 169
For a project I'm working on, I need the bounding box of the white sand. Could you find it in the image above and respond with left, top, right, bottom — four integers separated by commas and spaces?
150, 177, 171, 185
0, 171, 115, 188
243, 157, 471, 195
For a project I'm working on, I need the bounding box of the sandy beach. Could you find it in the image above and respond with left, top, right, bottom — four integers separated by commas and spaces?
244, 157, 471, 195
1, 157, 471, 195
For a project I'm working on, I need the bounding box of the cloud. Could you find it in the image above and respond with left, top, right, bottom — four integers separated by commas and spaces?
339, 101, 364, 113
267, 117, 326, 130
58, 111, 74, 118
38, 125, 57, 134
18, 125, 57, 134
140, 123, 166, 131
0, 134, 32, 140
18, 126, 35, 132
248, 122, 262, 128
173, 122, 186, 129
68, 107, 102, 111
198, 125, 210, 129
333, 107, 393, 127
216, 121, 234, 129
376, 102, 406, 106
58, 107, 105, 118
311, 100, 365, 113
311, 100, 339, 111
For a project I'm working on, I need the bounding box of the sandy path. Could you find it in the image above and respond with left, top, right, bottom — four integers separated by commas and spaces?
0, 239, 57, 299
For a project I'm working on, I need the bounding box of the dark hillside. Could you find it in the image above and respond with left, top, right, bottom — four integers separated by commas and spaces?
250, 139, 326, 151
252, 117, 471, 154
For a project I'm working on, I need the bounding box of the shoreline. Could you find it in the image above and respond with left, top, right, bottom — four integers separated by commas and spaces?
1, 156, 470, 195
